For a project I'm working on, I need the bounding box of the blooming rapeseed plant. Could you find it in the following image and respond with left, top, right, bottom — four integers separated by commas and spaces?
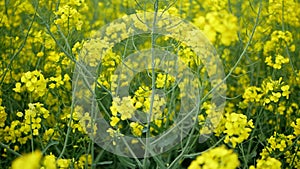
249, 157, 282, 169
0, 0, 299, 168
14, 70, 48, 98
223, 113, 254, 148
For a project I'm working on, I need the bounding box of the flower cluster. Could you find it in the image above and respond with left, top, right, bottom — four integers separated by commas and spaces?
12, 150, 92, 169
267, 0, 300, 27
249, 157, 282, 169
188, 145, 240, 169
13, 70, 48, 98
291, 118, 300, 136
223, 113, 254, 148
2, 103, 49, 144
240, 77, 291, 108
193, 10, 239, 46
54, 0, 89, 31
258, 132, 300, 168
264, 31, 295, 69
110, 96, 136, 121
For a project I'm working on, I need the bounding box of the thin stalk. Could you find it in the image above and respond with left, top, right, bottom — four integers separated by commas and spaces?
143, 0, 159, 167
0, 142, 22, 157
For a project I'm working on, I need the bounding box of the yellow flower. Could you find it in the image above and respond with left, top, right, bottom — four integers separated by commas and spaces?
291, 119, 300, 136
43, 128, 55, 141
75, 154, 92, 169
272, 54, 289, 69
155, 73, 174, 88
37, 51, 44, 57
49, 75, 64, 88
16, 111, 23, 117
250, 157, 281, 169
11, 150, 42, 169
188, 145, 239, 169
13, 82, 22, 93
242, 86, 262, 104
110, 97, 120, 116
114, 96, 135, 120
134, 101, 143, 109
266, 132, 294, 153
277, 102, 286, 115
188, 160, 201, 169
130, 122, 144, 136
0, 106, 7, 127
63, 74, 71, 81
110, 116, 120, 127
270, 92, 281, 102
57, 159, 70, 168
16, 71, 48, 98
43, 154, 57, 169
281, 85, 290, 99
223, 113, 254, 147
49, 83, 56, 89
33, 129, 39, 136
265, 56, 273, 67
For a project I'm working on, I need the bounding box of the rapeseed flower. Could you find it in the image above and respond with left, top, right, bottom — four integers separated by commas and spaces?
12, 150, 42, 169
188, 146, 240, 169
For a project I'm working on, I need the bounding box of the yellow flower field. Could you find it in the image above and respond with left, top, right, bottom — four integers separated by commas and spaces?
0, 0, 299, 168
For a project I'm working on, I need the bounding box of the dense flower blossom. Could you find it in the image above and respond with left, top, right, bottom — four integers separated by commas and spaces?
188, 146, 240, 169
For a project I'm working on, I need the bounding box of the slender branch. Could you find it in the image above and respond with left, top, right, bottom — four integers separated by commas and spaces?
143, 0, 159, 167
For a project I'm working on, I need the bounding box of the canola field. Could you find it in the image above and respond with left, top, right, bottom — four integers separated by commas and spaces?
0, 0, 300, 169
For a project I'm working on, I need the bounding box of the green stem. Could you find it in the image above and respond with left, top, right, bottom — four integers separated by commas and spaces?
143, 0, 159, 168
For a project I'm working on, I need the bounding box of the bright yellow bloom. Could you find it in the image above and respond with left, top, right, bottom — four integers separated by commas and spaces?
75, 154, 92, 169
57, 159, 70, 169
291, 119, 300, 136
242, 86, 263, 104
13, 82, 22, 93
250, 157, 281, 169
270, 92, 281, 103
188, 146, 240, 169
155, 73, 175, 88
11, 150, 42, 169
281, 85, 290, 99
109, 96, 136, 120
15, 70, 48, 98
43, 128, 55, 142
110, 116, 120, 127
43, 154, 57, 169
130, 122, 144, 136
223, 113, 254, 147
